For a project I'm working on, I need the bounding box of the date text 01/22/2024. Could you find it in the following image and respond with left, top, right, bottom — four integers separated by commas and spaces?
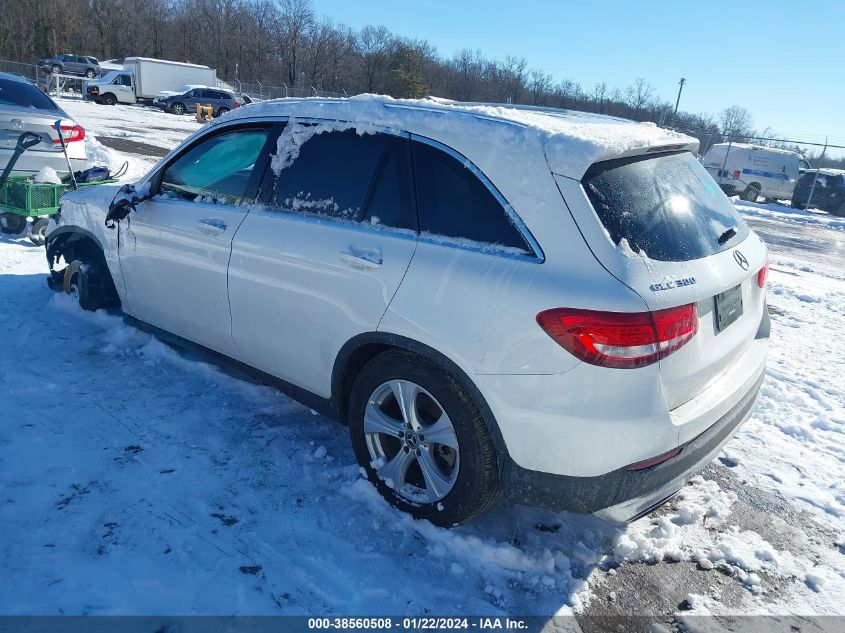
307, 617, 529, 630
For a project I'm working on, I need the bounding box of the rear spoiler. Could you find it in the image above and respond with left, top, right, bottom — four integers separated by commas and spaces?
569, 139, 701, 180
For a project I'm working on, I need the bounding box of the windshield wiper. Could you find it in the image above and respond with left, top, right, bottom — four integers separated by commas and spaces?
717, 227, 737, 245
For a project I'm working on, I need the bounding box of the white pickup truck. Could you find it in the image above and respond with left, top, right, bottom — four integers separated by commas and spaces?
86, 57, 218, 105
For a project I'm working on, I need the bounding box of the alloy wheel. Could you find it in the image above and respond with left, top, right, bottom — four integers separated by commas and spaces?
363, 379, 460, 504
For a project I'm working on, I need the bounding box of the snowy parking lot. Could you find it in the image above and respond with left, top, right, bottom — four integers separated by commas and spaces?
1, 98, 844, 626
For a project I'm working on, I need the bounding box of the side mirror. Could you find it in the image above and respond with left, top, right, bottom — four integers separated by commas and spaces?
105, 183, 148, 227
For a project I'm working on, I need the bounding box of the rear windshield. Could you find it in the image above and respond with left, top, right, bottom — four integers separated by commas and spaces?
583, 151, 749, 262
0, 78, 59, 111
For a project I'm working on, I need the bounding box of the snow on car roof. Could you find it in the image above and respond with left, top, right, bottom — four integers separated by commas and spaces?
215, 94, 697, 178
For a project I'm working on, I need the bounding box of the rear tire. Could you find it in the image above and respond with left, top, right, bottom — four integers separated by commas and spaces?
1, 214, 27, 234
348, 350, 501, 527
85, 69, 96, 78
217, 106, 230, 117
28, 218, 49, 246
741, 184, 761, 202
170, 102, 186, 115
51, 64, 62, 74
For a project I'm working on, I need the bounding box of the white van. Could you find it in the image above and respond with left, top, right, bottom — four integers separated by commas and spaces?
702, 143, 811, 202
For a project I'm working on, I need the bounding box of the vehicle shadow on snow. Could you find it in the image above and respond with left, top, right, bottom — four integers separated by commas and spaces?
0, 269, 624, 617
0, 231, 40, 247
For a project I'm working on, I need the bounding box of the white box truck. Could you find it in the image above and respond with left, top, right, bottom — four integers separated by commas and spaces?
86, 57, 218, 105
702, 142, 811, 202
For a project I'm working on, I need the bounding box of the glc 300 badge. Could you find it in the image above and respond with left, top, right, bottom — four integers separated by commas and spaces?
649, 277, 696, 292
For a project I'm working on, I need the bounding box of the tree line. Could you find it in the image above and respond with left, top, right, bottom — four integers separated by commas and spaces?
2, 0, 825, 161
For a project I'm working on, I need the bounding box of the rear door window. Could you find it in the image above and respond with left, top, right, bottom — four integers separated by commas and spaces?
583, 151, 750, 262
411, 140, 530, 252
262, 128, 417, 230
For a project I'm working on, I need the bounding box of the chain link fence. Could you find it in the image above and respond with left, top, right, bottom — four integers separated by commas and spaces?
231, 79, 347, 101
0, 58, 41, 82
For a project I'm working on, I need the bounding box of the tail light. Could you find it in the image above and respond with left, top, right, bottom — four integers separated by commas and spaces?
733, 170, 741, 179
536, 304, 698, 369
233, 100, 240, 108
757, 260, 769, 288
52, 124, 85, 144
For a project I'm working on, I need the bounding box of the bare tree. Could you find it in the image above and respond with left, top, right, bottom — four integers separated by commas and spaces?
277, 0, 314, 87
591, 82, 608, 113
356, 25, 393, 93
625, 78, 655, 113
719, 105, 754, 141
528, 69, 551, 105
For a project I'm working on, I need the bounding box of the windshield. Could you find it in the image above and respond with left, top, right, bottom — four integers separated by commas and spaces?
583, 151, 750, 262
0, 77, 59, 111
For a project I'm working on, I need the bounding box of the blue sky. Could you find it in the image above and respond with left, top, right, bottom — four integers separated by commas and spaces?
314, 0, 844, 153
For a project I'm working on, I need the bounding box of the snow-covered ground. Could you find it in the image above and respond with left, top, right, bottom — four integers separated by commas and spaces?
1, 99, 843, 621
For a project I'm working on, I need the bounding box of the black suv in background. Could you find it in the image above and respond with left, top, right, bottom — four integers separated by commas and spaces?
791, 169, 845, 215
154, 87, 240, 117
38, 54, 101, 78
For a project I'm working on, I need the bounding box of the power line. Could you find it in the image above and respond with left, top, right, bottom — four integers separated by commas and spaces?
672, 128, 845, 151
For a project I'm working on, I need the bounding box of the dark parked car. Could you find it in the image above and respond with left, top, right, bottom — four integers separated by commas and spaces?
38, 54, 101, 78
791, 169, 845, 215
153, 87, 240, 117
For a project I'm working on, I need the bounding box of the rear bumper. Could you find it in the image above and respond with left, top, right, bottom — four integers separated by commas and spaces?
501, 368, 764, 521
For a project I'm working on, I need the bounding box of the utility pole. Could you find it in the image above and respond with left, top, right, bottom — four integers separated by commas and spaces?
670, 77, 686, 128
806, 136, 828, 210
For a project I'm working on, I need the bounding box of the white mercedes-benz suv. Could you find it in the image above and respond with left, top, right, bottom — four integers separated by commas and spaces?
45, 96, 769, 526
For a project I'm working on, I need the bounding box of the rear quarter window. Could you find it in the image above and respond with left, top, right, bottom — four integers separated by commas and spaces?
583, 151, 750, 262
412, 139, 531, 253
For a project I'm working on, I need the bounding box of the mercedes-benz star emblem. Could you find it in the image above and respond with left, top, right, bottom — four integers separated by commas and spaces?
734, 250, 749, 270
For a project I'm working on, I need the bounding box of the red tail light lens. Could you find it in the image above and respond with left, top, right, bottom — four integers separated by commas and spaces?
536, 305, 698, 369
757, 260, 769, 288
233, 100, 240, 108
53, 124, 85, 144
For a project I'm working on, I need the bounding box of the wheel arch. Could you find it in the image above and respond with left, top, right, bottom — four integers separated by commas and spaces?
331, 332, 511, 460
45, 226, 119, 306
46, 226, 105, 266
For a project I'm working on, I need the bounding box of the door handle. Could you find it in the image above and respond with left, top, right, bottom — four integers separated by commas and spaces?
339, 250, 382, 269
197, 218, 227, 233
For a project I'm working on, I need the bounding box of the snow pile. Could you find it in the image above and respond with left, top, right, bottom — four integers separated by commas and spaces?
611, 474, 845, 604
735, 199, 845, 231
35, 166, 62, 184
613, 478, 738, 566
342, 477, 614, 614
84, 134, 149, 182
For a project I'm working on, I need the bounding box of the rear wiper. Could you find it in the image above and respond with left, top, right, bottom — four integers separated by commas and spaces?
717, 227, 737, 245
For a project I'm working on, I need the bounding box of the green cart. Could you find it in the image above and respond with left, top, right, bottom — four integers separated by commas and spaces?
0, 174, 116, 245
